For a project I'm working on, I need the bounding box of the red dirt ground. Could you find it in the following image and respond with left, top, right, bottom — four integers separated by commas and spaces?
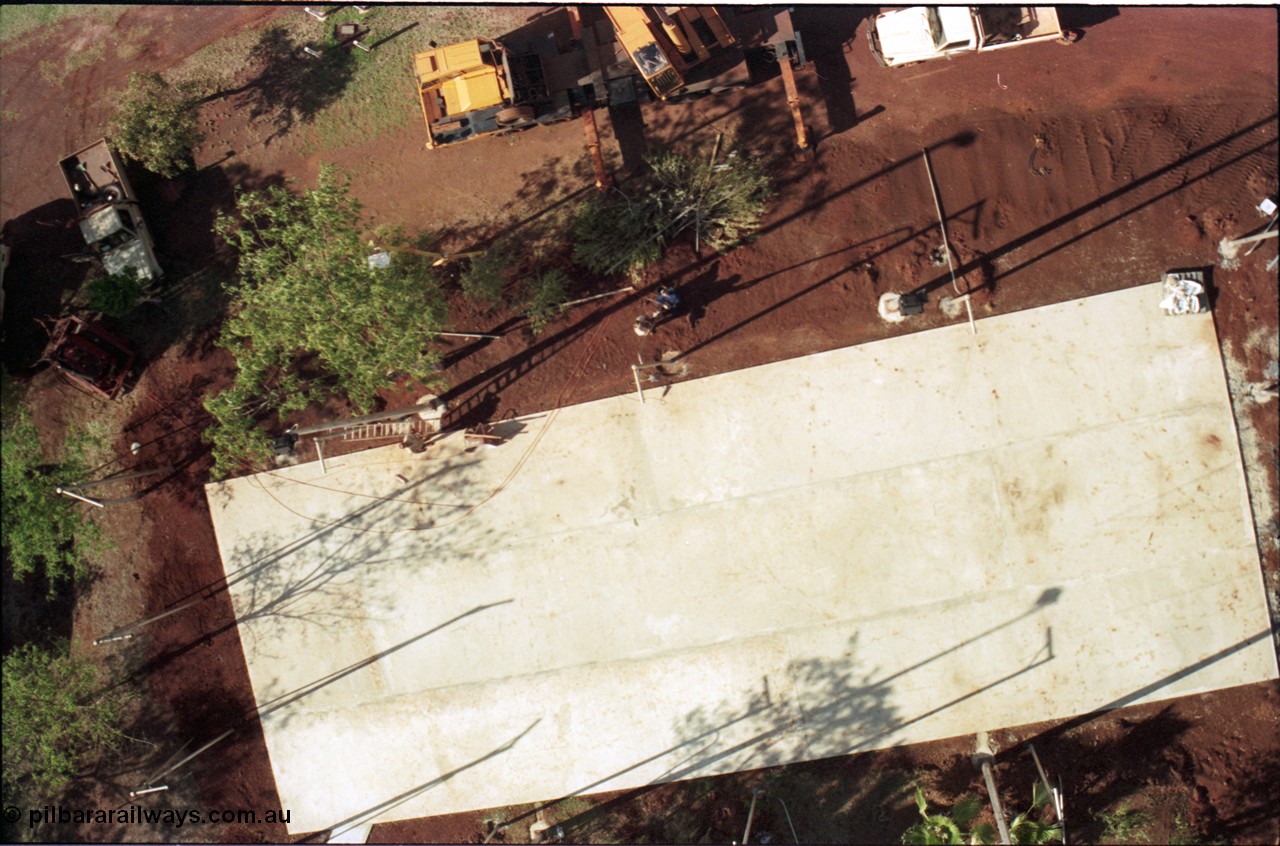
1, 5, 1276, 844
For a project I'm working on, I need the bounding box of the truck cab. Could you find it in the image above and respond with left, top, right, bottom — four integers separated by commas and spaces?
869, 6, 1062, 67
58, 140, 162, 281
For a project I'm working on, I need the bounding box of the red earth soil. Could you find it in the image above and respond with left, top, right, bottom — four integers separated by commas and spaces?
1, 5, 1276, 844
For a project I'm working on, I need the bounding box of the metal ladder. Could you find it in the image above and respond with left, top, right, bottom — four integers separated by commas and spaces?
340, 420, 419, 442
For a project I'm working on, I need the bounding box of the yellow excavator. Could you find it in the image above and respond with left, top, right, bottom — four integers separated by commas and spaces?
602, 6, 738, 99
412, 6, 810, 158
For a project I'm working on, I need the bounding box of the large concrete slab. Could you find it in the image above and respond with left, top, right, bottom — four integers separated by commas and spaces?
206, 283, 1276, 834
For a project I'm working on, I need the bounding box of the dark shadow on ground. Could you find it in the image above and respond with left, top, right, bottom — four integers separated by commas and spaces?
792, 6, 873, 139
1, 199, 94, 373
1058, 6, 1120, 33
201, 24, 358, 143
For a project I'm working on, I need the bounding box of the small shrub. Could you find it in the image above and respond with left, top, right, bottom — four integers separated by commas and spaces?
458, 239, 516, 307
572, 194, 662, 283
572, 145, 772, 283
86, 266, 145, 317
524, 269, 571, 335
1094, 804, 1152, 844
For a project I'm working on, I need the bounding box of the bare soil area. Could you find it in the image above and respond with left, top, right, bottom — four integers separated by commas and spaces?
1, 5, 1276, 844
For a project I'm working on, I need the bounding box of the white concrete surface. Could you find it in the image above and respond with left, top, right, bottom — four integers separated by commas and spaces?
206, 283, 1276, 834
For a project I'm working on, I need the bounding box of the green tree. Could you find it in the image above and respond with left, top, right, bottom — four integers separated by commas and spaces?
207, 165, 448, 478
0, 406, 101, 592
110, 71, 204, 178
573, 146, 771, 281
86, 266, 146, 317
2, 641, 124, 801
523, 268, 572, 335
572, 192, 662, 283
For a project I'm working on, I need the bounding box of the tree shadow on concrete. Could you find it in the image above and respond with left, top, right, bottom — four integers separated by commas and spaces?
481, 589, 1061, 844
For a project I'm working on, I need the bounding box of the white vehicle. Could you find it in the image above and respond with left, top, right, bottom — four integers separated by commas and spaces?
869, 6, 1066, 67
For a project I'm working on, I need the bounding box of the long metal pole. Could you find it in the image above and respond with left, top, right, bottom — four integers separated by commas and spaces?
922, 149, 976, 335
777, 797, 799, 844
980, 757, 1012, 845
741, 788, 763, 845
561, 285, 635, 309
55, 487, 105, 508
437, 331, 502, 340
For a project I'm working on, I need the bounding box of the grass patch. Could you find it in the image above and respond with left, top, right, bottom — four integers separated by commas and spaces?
1094, 803, 1153, 844
160, 5, 533, 157
37, 39, 106, 85
115, 39, 143, 61
0, 4, 113, 43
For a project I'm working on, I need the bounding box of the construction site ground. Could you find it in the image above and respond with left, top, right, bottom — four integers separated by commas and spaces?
207, 283, 1275, 834
1, 5, 1277, 844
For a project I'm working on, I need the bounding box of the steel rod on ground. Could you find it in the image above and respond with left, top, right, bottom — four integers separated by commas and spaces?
438, 331, 502, 340
922, 149, 976, 335
62, 465, 175, 491
1243, 214, 1278, 256
631, 360, 675, 405
742, 788, 763, 846
777, 797, 800, 844
55, 487, 104, 508
560, 285, 634, 309
1029, 743, 1066, 841
976, 730, 1012, 845
632, 365, 645, 405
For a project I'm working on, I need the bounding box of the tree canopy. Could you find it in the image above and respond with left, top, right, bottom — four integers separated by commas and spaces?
1, 405, 101, 592
110, 71, 205, 178
206, 165, 449, 478
2, 641, 124, 802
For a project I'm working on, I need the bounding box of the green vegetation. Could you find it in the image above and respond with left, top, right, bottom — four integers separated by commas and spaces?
2, 641, 124, 802
901, 783, 1064, 846
206, 165, 448, 478
574, 146, 772, 282
1, 405, 102, 593
1007, 783, 1064, 845
38, 40, 106, 86
110, 72, 205, 178
458, 238, 516, 307
0, 5, 114, 43
902, 787, 994, 845
86, 267, 146, 317
1094, 803, 1152, 844
523, 268, 572, 335
158, 6, 532, 154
